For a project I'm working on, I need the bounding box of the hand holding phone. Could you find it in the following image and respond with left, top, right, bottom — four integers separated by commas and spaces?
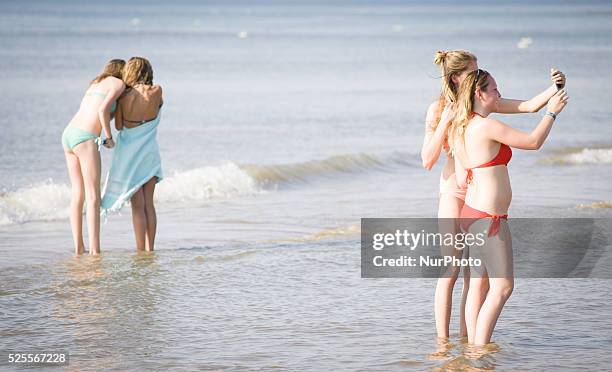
551, 68, 566, 90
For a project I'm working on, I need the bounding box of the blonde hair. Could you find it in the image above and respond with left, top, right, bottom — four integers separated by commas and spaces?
123, 57, 154, 87
432, 50, 477, 129
91, 59, 125, 84
448, 69, 491, 151
434, 50, 477, 104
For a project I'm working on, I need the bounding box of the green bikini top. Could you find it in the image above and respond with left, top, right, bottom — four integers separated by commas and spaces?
86, 90, 117, 113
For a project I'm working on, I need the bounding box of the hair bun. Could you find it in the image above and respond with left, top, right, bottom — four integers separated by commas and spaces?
434, 50, 447, 65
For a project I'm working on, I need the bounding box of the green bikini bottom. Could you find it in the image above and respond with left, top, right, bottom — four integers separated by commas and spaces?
62, 126, 101, 151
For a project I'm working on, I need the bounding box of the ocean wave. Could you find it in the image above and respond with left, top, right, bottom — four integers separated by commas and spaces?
0, 152, 413, 226
0, 163, 260, 226
577, 201, 612, 209
269, 223, 361, 244
0, 181, 72, 226
541, 147, 612, 165
156, 163, 260, 203
243, 151, 413, 185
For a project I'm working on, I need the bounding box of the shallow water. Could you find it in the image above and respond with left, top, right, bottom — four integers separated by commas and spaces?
2, 242, 612, 370
1, 0, 612, 370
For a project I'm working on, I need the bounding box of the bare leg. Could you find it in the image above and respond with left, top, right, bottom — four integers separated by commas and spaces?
64, 149, 85, 255
465, 275, 488, 343
435, 275, 458, 339
131, 188, 146, 251
434, 193, 465, 338
473, 277, 513, 345
74, 140, 101, 255
473, 224, 513, 345
142, 178, 157, 252
458, 266, 470, 337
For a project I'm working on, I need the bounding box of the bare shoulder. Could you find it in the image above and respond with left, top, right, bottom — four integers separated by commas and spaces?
105, 76, 125, 88
425, 99, 442, 126
482, 117, 506, 129
150, 84, 162, 94
427, 99, 441, 116
471, 117, 507, 136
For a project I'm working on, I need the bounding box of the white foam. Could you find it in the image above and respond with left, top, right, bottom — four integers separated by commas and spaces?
156, 162, 260, 203
0, 153, 412, 226
0, 181, 71, 226
550, 148, 612, 165
0, 164, 260, 226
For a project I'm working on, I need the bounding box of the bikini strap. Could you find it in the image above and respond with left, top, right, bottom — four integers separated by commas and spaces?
487, 214, 508, 237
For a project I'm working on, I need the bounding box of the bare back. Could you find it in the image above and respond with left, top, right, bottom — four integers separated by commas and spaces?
115, 84, 162, 130
454, 117, 512, 214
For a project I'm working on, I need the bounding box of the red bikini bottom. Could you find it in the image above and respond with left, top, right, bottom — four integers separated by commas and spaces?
460, 204, 508, 237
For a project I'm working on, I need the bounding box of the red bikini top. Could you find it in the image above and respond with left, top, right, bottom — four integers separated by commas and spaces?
466, 143, 512, 184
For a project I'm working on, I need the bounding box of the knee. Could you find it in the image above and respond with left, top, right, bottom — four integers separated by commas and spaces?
144, 200, 156, 213
437, 276, 458, 290
86, 193, 100, 207
492, 282, 514, 301
131, 195, 145, 210
72, 190, 85, 204
468, 279, 488, 295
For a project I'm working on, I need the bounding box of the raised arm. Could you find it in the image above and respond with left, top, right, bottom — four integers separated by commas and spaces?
495, 69, 566, 114
421, 101, 453, 170
484, 90, 569, 150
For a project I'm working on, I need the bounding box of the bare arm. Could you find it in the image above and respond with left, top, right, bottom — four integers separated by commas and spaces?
98, 78, 125, 138
484, 90, 568, 150
483, 116, 554, 150
421, 101, 452, 170
495, 69, 566, 114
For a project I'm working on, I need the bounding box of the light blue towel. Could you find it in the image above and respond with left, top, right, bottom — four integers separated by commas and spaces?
101, 112, 163, 215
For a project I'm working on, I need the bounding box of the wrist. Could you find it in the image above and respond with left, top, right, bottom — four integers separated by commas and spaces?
545, 111, 557, 120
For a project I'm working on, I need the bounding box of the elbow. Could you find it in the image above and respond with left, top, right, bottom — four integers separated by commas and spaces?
523, 104, 539, 113
519, 101, 539, 113
421, 154, 434, 170
529, 139, 543, 150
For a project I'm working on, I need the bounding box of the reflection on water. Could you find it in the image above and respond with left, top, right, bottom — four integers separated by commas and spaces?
1, 242, 611, 370
428, 337, 500, 371
46, 252, 163, 370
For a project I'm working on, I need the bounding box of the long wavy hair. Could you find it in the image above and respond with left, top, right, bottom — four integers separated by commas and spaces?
91, 59, 125, 85
123, 57, 154, 87
432, 50, 477, 129
448, 69, 491, 153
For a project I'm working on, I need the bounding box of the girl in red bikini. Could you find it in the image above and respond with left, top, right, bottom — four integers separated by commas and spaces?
448, 69, 569, 345
422, 50, 566, 339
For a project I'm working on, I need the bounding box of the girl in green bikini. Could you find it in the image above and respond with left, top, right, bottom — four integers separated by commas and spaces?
62, 59, 126, 255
